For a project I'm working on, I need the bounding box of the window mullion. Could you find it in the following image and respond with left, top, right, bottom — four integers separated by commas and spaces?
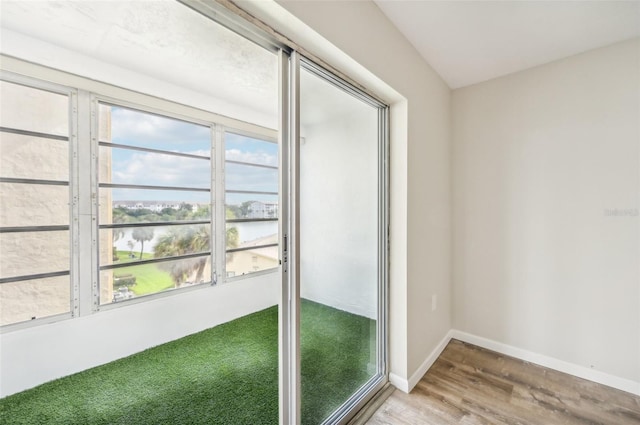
75, 90, 96, 316
70, 89, 80, 318
213, 125, 225, 282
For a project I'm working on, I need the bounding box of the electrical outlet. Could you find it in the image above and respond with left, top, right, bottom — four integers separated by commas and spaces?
432, 294, 437, 311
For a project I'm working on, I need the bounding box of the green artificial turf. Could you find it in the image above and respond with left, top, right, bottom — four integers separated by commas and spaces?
0, 300, 375, 425
300, 302, 375, 424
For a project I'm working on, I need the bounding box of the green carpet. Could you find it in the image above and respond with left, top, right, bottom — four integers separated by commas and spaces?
0, 300, 375, 425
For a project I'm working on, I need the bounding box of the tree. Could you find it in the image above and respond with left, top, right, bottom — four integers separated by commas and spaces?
131, 227, 154, 260
112, 207, 131, 224
154, 226, 210, 286
153, 225, 239, 287
239, 201, 254, 218
227, 227, 239, 250
226, 204, 241, 219
127, 240, 135, 256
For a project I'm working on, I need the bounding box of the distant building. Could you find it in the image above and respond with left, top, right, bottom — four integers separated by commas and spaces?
246, 201, 278, 219
226, 233, 278, 277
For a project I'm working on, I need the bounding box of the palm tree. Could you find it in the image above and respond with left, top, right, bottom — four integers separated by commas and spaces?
132, 227, 154, 260
154, 226, 210, 286
153, 225, 240, 287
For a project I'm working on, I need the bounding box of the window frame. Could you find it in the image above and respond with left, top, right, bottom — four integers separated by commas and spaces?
0, 71, 79, 330
92, 97, 216, 309
90, 95, 280, 311
222, 128, 280, 281
0, 64, 279, 326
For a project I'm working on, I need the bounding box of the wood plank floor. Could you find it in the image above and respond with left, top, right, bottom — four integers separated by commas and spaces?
367, 339, 640, 424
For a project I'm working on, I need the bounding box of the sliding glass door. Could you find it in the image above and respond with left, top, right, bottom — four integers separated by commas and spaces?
281, 55, 389, 424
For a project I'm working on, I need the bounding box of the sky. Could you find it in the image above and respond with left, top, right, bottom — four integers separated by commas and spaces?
104, 105, 278, 205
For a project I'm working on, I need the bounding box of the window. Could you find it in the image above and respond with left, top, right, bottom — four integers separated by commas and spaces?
0, 73, 279, 326
224, 132, 279, 277
0, 79, 73, 325
97, 104, 213, 305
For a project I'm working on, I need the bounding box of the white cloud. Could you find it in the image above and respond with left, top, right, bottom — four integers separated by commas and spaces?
112, 150, 210, 188
225, 148, 277, 167
225, 163, 278, 193
106, 106, 210, 149
104, 106, 279, 196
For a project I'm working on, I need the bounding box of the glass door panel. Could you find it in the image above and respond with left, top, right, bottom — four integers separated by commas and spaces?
299, 64, 382, 424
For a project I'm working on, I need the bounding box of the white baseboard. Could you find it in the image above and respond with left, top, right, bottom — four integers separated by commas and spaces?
450, 330, 640, 396
388, 373, 409, 393
391, 330, 454, 393
392, 329, 640, 397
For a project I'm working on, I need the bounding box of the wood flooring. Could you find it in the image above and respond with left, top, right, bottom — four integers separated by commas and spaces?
367, 339, 640, 424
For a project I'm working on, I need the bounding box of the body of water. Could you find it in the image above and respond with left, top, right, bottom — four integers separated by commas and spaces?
112, 221, 277, 253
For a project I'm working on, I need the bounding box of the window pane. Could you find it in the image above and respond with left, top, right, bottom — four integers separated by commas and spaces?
226, 133, 277, 167
225, 163, 277, 193
0, 276, 70, 326
226, 193, 278, 213
100, 104, 211, 154
100, 146, 210, 189
226, 247, 278, 277
224, 131, 278, 278
99, 255, 211, 305
227, 222, 277, 249
226, 200, 278, 220
0, 133, 68, 181
300, 66, 381, 423
0, 183, 69, 227
0, 231, 69, 279
0, 81, 68, 136
99, 188, 211, 225
100, 224, 210, 266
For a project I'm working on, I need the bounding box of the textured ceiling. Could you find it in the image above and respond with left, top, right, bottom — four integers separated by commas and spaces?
0, 0, 279, 126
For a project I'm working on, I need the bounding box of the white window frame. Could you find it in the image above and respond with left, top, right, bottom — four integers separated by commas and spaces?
0, 71, 78, 331
222, 128, 280, 282
0, 59, 278, 326
91, 96, 218, 310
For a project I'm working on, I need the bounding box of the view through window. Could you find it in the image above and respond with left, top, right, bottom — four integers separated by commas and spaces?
98, 104, 213, 305
0, 0, 280, 325
225, 132, 279, 277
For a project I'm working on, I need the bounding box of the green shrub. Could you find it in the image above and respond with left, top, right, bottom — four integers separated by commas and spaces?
114, 275, 136, 287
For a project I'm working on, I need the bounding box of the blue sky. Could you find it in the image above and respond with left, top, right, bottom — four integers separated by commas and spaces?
104, 106, 278, 204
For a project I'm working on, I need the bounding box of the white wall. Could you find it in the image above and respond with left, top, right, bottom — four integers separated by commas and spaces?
453, 39, 640, 385
300, 103, 379, 319
0, 273, 279, 397
240, 0, 452, 389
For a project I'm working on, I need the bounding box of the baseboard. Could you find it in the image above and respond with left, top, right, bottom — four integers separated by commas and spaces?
388, 373, 409, 393
450, 330, 640, 396
390, 330, 454, 393
392, 329, 640, 397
